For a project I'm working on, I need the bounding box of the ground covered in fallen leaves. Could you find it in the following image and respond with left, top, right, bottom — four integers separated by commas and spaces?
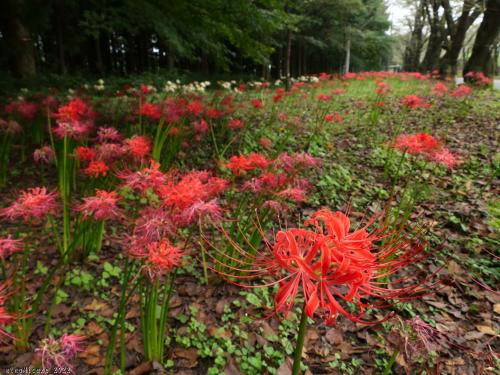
0, 75, 498, 374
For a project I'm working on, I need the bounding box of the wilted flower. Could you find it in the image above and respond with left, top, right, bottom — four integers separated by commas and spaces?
35, 333, 85, 373
97, 127, 121, 143
0, 235, 23, 258
33, 146, 55, 164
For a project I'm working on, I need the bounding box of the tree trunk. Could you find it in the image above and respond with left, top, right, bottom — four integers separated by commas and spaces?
464, 0, 500, 77
439, 0, 481, 77
285, 28, 292, 91
420, 0, 445, 72
403, 0, 426, 71
344, 33, 351, 74
5, 0, 36, 78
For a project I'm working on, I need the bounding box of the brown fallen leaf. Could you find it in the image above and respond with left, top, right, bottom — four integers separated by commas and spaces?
325, 329, 343, 345
494, 303, 500, 314
80, 344, 102, 366
476, 325, 497, 335
84, 298, 114, 318
173, 347, 198, 368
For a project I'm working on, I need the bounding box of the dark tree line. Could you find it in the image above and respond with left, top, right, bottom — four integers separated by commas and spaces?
0, 0, 392, 80
403, 0, 500, 77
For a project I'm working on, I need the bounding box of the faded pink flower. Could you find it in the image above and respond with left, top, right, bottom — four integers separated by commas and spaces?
0, 235, 23, 258
1, 187, 59, 223
33, 146, 55, 164
97, 127, 121, 143
76, 190, 123, 221
35, 333, 85, 373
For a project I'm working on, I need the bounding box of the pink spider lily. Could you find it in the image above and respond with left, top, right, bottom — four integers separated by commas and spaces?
0, 235, 23, 258
0, 187, 59, 223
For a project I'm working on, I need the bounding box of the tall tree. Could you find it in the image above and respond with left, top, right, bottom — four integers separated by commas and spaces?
439, 0, 483, 77
464, 0, 500, 77
403, 0, 426, 71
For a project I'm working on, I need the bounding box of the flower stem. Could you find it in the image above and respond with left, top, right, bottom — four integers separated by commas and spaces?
292, 305, 308, 375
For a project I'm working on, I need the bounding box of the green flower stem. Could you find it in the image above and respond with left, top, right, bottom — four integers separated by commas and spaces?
292, 305, 309, 375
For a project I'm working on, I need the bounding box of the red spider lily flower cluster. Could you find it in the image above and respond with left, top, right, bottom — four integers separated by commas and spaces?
76, 190, 123, 221
33, 145, 55, 164
35, 333, 85, 373
96, 126, 121, 143
1, 187, 59, 223
464, 71, 492, 86
5, 100, 39, 120
375, 81, 390, 95
210, 208, 435, 326
140, 102, 162, 120
317, 93, 332, 101
324, 113, 343, 123
84, 160, 109, 178
402, 95, 429, 110
450, 85, 473, 98
394, 133, 458, 169
0, 235, 23, 259
53, 98, 95, 140
432, 82, 448, 96
250, 99, 264, 109
226, 153, 270, 176
135, 239, 183, 279
124, 135, 152, 160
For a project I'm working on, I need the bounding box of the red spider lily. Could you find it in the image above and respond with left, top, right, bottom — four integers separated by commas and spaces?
130, 239, 183, 279
331, 88, 347, 95
450, 85, 472, 97
324, 113, 343, 123
186, 100, 204, 117
124, 135, 152, 160
242, 172, 289, 194
192, 119, 209, 134
375, 101, 385, 108
1, 187, 59, 223
226, 153, 270, 176
208, 208, 435, 326
431, 148, 457, 169
250, 99, 264, 109
97, 127, 121, 143
94, 143, 127, 164
465, 71, 492, 86
158, 170, 228, 211
402, 95, 428, 109
375, 82, 390, 95
394, 133, 458, 169
55, 98, 95, 123
130, 208, 177, 246
228, 119, 244, 130
35, 333, 85, 373
394, 133, 440, 155
33, 146, 55, 164
53, 120, 93, 140
277, 187, 307, 202
10, 100, 39, 120
432, 82, 448, 96
76, 190, 123, 221
180, 199, 222, 225
117, 160, 168, 194
140, 102, 162, 120
275, 152, 321, 173
317, 93, 332, 101
0, 235, 23, 258
75, 146, 96, 162
84, 160, 109, 178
